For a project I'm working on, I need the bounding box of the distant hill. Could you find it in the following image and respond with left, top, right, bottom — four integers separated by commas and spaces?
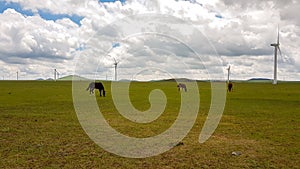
247, 78, 272, 83
119, 79, 134, 82
158, 78, 195, 82
58, 75, 89, 81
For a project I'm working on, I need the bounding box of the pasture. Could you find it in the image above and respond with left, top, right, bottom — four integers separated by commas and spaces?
0, 81, 299, 168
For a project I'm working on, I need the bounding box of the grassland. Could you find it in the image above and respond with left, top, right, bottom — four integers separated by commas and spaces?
0, 81, 299, 168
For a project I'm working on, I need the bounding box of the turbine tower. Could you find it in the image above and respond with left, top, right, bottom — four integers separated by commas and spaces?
227, 65, 231, 83
270, 27, 282, 85
54, 69, 57, 81
54, 69, 60, 81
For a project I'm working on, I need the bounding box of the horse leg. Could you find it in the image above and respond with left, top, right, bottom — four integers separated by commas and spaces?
90, 88, 94, 95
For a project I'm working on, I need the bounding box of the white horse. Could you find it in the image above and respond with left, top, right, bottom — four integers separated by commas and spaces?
177, 83, 187, 92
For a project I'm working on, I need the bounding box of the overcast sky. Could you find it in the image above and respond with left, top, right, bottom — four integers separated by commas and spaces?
0, 0, 299, 81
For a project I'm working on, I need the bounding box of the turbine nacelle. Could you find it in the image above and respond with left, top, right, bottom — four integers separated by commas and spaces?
270, 43, 279, 47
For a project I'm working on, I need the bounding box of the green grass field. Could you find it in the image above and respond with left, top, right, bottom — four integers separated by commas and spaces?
0, 81, 299, 168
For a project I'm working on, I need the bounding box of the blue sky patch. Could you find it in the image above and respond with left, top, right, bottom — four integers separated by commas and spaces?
112, 42, 121, 48
0, 1, 34, 16
215, 14, 223, 19
99, 0, 126, 3
38, 10, 84, 26
0, 1, 83, 26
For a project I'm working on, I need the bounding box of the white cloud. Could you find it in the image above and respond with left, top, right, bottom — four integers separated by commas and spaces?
0, 8, 81, 60
0, 0, 299, 80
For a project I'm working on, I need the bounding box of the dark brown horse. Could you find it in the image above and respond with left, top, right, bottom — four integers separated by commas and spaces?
227, 82, 233, 92
86, 82, 106, 96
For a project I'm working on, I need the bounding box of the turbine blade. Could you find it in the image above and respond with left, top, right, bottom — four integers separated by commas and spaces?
278, 47, 282, 55
277, 26, 280, 44
278, 46, 283, 60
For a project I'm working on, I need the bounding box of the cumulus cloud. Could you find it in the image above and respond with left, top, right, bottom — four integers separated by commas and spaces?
0, 8, 80, 60
0, 0, 299, 80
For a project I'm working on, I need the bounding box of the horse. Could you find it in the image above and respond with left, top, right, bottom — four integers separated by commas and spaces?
177, 83, 187, 92
227, 82, 233, 92
86, 82, 106, 97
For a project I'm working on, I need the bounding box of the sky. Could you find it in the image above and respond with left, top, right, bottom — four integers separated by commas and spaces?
0, 0, 299, 81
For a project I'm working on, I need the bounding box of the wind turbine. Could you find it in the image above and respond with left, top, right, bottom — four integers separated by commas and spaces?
113, 57, 120, 81
270, 27, 282, 85
227, 65, 231, 83
54, 69, 60, 81
110, 42, 121, 81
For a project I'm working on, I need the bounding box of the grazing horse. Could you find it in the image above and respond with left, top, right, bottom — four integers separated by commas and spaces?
177, 83, 187, 92
227, 82, 233, 92
86, 82, 106, 96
